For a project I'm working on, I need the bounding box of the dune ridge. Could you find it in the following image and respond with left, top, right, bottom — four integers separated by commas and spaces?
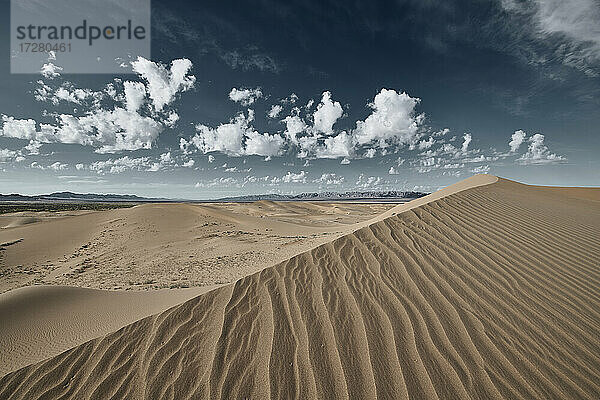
1, 175, 599, 399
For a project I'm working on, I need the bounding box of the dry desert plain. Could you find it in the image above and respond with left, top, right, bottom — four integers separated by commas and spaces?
0, 174, 599, 399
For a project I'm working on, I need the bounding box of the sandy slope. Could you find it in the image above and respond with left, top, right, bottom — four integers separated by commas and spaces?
0, 285, 215, 376
1, 175, 599, 399
0, 202, 392, 293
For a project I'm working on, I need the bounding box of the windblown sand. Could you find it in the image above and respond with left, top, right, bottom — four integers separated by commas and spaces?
0, 201, 393, 293
1, 175, 599, 399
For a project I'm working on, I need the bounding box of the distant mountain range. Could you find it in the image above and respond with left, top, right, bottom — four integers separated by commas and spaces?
216, 190, 428, 202
0, 192, 170, 203
0, 190, 428, 203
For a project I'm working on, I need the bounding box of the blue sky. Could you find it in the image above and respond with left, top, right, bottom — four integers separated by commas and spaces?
0, 0, 598, 199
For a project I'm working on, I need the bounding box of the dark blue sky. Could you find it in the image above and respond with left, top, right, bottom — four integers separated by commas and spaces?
1, 0, 598, 198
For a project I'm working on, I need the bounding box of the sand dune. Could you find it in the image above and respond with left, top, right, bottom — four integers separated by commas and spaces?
1, 175, 599, 399
0, 285, 215, 376
0, 201, 391, 293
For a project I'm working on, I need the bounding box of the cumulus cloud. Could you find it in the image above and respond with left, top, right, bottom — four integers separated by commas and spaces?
195, 177, 238, 188
519, 133, 566, 164
182, 159, 195, 168
229, 87, 263, 106
355, 174, 383, 189
509, 129, 527, 152
314, 173, 344, 185
388, 166, 400, 175
281, 170, 307, 184
48, 162, 68, 171
353, 88, 424, 148
461, 133, 472, 152
315, 131, 353, 159
244, 131, 285, 157
88, 152, 182, 174
89, 156, 153, 174
282, 114, 307, 144
312, 91, 343, 134
123, 81, 147, 112
0, 148, 18, 162
192, 113, 248, 155
0, 116, 38, 140
268, 104, 283, 118
131, 57, 195, 111
40, 63, 62, 79
417, 137, 435, 150
188, 110, 285, 157
182, 87, 429, 162
2, 57, 195, 154
471, 165, 491, 173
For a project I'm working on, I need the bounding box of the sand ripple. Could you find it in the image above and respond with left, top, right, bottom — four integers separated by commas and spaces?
1, 176, 599, 399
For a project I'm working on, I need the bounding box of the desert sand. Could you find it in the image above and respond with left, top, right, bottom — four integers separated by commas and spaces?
1, 175, 599, 399
0, 201, 393, 293
0, 285, 215, 375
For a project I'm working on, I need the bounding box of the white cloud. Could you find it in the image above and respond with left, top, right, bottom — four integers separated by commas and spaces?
229, 87, 263, 106
90, 156, 154, 174
182, 159, 195, 168
0, 148, 18, 161
312, 91, 343, 134
159, 151, 174, 165
188, 110, 284, 157
519, 133, 566, 164
164, 111, 179, 128
75, 163, 85, 170
443, 163, 465, 169
353, 88, 424, 148
268, 104, 283, 118
461, 133, 472, 152
40, 63, 62, 79
123, 81, 147, 112
48, 162, 68, 171
52, 108, 163, 153
417, 137, 435, 150
388, 166, 400, 175
1, 116, 37, 140
195, 177, 238, 188
364, 148, 376, 158
282, 114, 307, 144
314, 173, 344, 185
355, 174, 383, 189
243, 131, 285, 157
282, 170, 307, 183
3, 58, 194, 154
509, 129, 527, 152
315, 131, 353, 159
471, 165, 490, 174
340, 157, 351, 165
191, 113, 249, 155
207, 154, 215, 163
131, 57, 195, 111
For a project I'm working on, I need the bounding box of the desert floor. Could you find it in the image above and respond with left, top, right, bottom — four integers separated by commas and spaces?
0, 201, 394, 293
1, 175, 599, 399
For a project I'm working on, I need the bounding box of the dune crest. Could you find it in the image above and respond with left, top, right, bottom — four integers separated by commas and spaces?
1, 175, 599, 399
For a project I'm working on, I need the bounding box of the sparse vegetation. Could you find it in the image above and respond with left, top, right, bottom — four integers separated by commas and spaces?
0, 202, 137, 215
